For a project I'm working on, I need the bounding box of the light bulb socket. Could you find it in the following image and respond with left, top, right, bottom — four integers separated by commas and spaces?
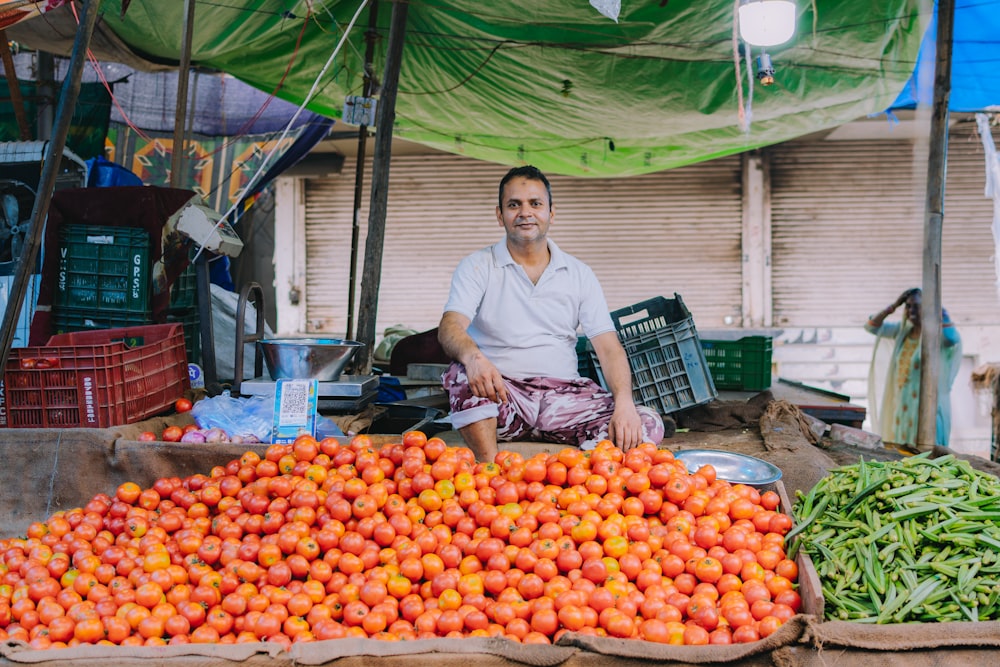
756, 53, 776, 86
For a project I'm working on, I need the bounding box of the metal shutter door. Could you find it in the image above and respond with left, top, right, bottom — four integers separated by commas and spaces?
304, 153, 743, 336
770, 125, 998, 327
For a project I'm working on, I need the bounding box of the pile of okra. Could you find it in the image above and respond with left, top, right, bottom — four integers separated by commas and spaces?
789, 453, 1000, 623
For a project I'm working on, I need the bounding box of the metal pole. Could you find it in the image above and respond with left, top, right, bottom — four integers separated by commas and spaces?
356, 0, 408, 374
346, 0, 380, 341
170, 0, 197, 188
0, 0, 103, 373
917, 0, 955, 450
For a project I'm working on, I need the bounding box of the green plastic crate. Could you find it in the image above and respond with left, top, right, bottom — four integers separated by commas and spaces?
53, 307, 151, 335
165, 307, 201, 365
169, 254, 198, 310
576, 336, 599, 382
55, 225, 150, 316
700, 336, 773, 391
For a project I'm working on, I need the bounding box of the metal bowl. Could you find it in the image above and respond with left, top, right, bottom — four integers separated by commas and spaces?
259, 338, 364, 382
673, 449, 782, 486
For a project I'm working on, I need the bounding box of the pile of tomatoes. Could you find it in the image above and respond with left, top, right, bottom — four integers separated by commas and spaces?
0, 433, 801, 650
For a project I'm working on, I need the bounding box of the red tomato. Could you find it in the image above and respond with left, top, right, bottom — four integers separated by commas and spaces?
175, 398, 194, 413
161, 426, 184, 442
137, 431, 158, 442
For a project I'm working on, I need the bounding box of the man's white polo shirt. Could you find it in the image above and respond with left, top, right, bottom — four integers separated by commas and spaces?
443, 239, 615, 379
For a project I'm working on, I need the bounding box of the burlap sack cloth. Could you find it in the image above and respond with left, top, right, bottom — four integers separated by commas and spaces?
4, 398, 1000, 664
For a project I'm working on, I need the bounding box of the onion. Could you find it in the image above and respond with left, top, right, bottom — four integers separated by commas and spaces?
180, 430, 207, 444
202, 427, 230, 444
242, 434, 262, 444
229, 434, 245, 445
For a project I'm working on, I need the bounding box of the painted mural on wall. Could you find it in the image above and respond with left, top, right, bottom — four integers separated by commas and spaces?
104, 124, 297, 211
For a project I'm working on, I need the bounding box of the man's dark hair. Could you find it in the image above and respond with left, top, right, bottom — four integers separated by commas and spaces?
498, 165, 552, 210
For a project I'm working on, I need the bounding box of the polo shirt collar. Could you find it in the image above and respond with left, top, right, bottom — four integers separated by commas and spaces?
493, 238, 568, 270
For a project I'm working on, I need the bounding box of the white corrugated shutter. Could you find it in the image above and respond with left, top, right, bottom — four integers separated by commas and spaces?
303, 154, 743, 336
770, 123, 997, 327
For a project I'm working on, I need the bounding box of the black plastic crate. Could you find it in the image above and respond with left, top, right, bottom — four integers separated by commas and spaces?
592, 294, 717, 414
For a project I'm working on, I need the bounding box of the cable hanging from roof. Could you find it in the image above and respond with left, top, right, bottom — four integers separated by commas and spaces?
192, 0, 370, 260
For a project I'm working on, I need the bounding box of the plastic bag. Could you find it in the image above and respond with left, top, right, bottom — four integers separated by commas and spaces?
192, 394, 273, 441
191, 393, 345, 442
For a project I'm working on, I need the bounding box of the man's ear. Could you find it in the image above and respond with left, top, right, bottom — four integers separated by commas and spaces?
496, 206, 504, 227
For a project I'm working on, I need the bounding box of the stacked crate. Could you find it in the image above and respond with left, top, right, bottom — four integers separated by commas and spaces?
53, 225, 151, 332
52, 225, 200, 365
165, 254, 200, 365
2, 323, 190, 428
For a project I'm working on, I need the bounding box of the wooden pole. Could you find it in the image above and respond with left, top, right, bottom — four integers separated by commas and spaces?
917, 0, 955, 450
356, 0, 408, 374
994, 370, 1000, 462
170, 0, 197, 188
0, 31, 31, 140
0, 0, 102, 373
347, 0, 380, 341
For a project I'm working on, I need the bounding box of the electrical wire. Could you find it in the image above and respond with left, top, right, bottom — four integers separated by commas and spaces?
68, 1, 153, 141
225, 3, 315, 138
192, 0, 370, 261
732, 0, 746, 133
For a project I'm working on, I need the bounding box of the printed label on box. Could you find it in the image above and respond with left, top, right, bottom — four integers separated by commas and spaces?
76, 371, 100, 427
271, 379, 318, 444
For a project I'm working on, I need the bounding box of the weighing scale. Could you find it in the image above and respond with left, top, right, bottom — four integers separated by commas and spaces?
238, 374, 380, 413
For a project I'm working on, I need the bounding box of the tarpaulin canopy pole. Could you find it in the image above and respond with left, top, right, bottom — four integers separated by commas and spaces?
917, 0, 955, 450
356, 0, 408, 374
0, 0, 102, 373
0, 31, 31, 140
170, 0, 196, 188
169, 0, 220, 388
347, 0, 380, 342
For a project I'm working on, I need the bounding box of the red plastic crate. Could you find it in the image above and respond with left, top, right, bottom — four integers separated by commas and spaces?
1, 324, 189, 428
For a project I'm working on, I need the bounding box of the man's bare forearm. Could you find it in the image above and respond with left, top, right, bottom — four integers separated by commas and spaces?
590, 332, 635, 406
438, 311, 480, 365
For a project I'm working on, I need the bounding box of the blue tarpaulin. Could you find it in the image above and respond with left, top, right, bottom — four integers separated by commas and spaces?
889, 0, 1000, 112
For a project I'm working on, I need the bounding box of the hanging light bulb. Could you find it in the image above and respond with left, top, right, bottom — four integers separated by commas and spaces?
738, 0, 796, 47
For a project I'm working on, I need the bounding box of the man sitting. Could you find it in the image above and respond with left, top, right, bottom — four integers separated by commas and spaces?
438, 165, 664, 462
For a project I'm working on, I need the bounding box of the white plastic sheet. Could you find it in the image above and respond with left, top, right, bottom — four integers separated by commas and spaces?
975, 113, 1000, 304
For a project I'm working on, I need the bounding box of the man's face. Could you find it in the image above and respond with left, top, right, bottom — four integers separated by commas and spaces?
496, 176, 553, 245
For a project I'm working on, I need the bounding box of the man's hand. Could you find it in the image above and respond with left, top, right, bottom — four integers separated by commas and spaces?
440, 311, 508, 403
464, 352, 508, 404
608, 401, 643, 451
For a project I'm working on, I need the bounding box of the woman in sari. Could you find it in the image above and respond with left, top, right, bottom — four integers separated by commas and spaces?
865, 288, 962, 448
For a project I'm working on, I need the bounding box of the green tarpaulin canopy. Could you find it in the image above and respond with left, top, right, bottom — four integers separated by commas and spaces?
96, 0, 927, 177
27, 0, 929, 176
